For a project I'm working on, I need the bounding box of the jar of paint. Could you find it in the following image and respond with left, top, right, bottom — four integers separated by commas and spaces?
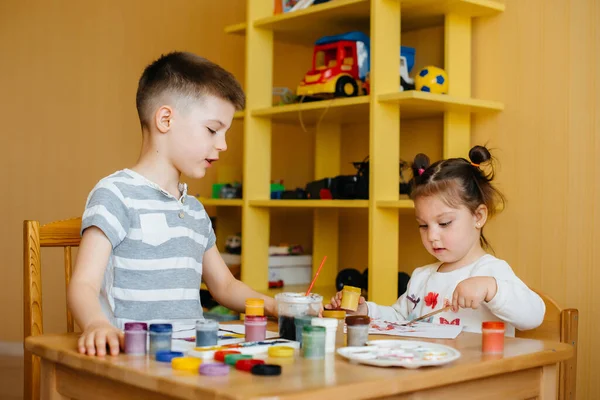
275, 292, 323, 341
340, 285, 362, 311
195, 319, 219, 347
345, 315, 370, 346
245, 298, 265, 316
482, 321, 505, 354
124, 322, 147, 356
301, 325, 326, 359
148, 324, 172, 356
311, 318, 337, 353
294, 315, 314, 347
244, 315, 267, 342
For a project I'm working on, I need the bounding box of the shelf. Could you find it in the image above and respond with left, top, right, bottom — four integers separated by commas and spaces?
202, 282, 336, 304
224, 0, 504, 44
377, 199, 415, 209
199, 198, 243, 207
233, 110, 244, 120
249, 200, 369, 208
379, 91, 504, 118
252, 96, 370, 124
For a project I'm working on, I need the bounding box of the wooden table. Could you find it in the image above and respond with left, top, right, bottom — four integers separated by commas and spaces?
26, 322, 573, 400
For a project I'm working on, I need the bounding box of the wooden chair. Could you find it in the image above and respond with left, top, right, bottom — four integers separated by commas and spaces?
23, 218, 82, 400
516, 290, 578, 400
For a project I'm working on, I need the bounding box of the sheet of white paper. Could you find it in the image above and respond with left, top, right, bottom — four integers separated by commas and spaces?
361, 320, 463, 340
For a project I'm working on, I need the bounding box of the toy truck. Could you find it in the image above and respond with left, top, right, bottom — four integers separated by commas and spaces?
296, 31, 415, 98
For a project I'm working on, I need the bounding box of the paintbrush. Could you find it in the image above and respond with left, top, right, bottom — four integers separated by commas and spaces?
404, 305, 452, 325
305, 255, 327, 296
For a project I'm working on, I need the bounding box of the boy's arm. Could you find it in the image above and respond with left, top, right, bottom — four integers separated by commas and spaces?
67, 227, 123, 356
202, 246, 277, 317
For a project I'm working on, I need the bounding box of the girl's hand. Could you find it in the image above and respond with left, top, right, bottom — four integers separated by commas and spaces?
77, 320, 123, 356
452, 277, 497, 312
324, 290, 368, 316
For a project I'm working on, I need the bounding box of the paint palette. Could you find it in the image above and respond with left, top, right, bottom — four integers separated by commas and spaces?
336, 340, 461, 369
188, 339, 300, 360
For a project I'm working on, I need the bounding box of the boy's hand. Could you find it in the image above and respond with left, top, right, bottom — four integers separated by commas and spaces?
78, 321, 123, 356
451, 277, 498, 312
324, 290, 368, 316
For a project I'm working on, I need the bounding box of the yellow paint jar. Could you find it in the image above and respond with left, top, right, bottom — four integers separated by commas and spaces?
245, 298, 265, 316
340, 286, 362, 311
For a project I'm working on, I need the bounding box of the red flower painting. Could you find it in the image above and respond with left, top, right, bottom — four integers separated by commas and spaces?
424, 292, 439, 309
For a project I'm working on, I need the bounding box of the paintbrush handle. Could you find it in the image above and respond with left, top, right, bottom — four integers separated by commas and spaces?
408, 305, 451, 324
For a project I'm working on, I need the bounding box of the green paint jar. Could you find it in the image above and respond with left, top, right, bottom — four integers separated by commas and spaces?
301, 325, 326, 360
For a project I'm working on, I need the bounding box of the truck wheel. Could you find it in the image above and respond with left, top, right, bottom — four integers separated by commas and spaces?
335, 76, 359, 97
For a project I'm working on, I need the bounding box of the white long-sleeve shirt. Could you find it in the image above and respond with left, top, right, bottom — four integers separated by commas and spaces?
366, 254, 545, 337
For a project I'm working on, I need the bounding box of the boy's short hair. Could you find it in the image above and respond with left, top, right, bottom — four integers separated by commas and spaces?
136, 51, 245, 130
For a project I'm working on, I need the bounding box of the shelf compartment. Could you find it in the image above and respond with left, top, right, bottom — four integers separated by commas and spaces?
377, 199, 415, 209
249, 200, 369, 208
378, 91, 503, 118
224, 0, 505, 42
252, 96, 370, 124
199, 198, 243, 207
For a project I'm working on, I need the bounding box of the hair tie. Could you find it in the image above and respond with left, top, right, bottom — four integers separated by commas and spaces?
470, 162, 480, 168
418, 168, 425, 176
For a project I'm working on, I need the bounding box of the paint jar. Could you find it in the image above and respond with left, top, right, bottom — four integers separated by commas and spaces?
275, 292, 323, 341
482, 321, 505, 354
195, 319, 219, 347
340, 285, 362, 311
301, 325, 326, 360
245, 298, 265, 316
245, 315, 267, 342
149, 323, 172, 356
311, 318, 337, 353
346, 315, 370, 347
124, 322, 147, 356
294, 316, 315, 347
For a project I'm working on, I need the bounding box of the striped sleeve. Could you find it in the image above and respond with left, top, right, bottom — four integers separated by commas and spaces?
206, 216, 216, 250
81, 180, 130, 248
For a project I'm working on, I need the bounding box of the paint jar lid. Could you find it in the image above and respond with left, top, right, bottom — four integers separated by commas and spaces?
196, 319, 219, 331
200, 363, 230, 376
482, 321, 505, 330
244, 315, 267, 323
322, 310, 346, 319
345, 315, 370, 326
236, 359, 265, 372
172, 356, 202, 372
302, 325, 326, 334
275, 292, 323, 304
224, 353, 252, 366
311, 317, 338, 328
124, 322, 147, 331
214, 350, 240, 362
149, 323, 173, 333
245, 298, 265, 307
155, 351, 184, 362
251, 364, 282, 376
342, 285, 362, 294
268, 346, 295, 358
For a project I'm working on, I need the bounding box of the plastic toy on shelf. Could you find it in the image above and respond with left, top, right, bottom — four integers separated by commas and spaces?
415, 66, 449, 94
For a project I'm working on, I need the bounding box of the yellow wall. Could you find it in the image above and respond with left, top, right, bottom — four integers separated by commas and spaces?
472, 0, 599, 397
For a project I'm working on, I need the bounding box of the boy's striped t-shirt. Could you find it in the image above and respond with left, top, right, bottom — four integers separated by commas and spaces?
81, 169, 215, 330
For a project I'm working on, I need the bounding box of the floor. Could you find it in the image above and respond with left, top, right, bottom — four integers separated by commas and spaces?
0, 354, 23, 400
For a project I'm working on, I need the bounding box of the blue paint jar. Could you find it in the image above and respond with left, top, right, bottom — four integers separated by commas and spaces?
195, 319, 219, 347
149, 323, 172, 356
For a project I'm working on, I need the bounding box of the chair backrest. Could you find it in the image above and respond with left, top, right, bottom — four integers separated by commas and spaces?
23, 218, 82, 400
516, 290, 578, 400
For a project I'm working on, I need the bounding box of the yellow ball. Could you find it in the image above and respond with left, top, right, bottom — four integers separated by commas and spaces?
414, 66, 449, 94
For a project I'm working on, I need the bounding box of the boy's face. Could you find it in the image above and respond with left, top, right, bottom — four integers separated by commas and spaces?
166, 94, 235, 179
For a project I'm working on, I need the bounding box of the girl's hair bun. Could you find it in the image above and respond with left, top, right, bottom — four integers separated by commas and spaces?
469, 145, 492, 166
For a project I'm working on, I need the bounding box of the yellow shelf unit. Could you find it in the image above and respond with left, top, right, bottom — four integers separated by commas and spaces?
202, 283, 338, 303
199, 198, 244, 207
223, 0, 504, 305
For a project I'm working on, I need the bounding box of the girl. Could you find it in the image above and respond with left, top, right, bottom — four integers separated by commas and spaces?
326, 146, 545, 336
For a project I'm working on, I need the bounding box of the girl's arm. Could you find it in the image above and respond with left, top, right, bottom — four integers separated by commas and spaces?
474, 261, 546, 331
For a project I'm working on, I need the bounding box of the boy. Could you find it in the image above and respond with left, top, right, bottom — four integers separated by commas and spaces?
68, 52, 277, 356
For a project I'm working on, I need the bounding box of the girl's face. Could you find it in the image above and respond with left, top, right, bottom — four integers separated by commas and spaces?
414, 194, 487, 270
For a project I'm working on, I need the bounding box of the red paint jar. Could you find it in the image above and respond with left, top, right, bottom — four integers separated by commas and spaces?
245, 315, 267, 342
482, 321, 505, 354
